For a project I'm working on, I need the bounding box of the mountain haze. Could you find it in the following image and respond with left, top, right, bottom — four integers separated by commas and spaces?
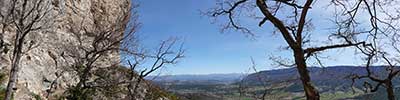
153, 66, 400, 100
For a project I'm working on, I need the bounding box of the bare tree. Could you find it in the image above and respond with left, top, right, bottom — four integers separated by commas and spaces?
0, 0, 55, 100
238, 57, 299, 100
350, 53, 398, 100
58, 0, 184, 99
207, 0, 367, 99
347, 33, 398, 100
240, 58, 271, 100
329, 0, 400, 100
346, 13, 400, 100
0, 0, 13, 55
125, 38, 184, 99
60, 0, 133, 99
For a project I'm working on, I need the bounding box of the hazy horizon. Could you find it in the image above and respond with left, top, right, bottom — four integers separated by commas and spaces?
150, 65, 390, 76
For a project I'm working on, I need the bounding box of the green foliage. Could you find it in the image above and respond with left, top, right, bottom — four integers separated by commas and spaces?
2, 45, 9, 54
146, 86, 179, 100
64, 87, 95, 100
0, 72, 6, 100
0, 41, 10, 54
320, 92, 357, 100
30, 92, 42, 100
0, 73, 5, 83
76, 64, 86, 73
0, 87, 5, 100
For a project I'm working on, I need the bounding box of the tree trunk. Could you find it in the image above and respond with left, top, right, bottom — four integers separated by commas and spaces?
4, 58, 20, 100
385, 81, 395, 100
4, 35, 24, 100
293, 49, 320, 100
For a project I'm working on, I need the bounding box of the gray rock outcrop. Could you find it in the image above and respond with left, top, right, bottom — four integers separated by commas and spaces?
0, 0, 161, 99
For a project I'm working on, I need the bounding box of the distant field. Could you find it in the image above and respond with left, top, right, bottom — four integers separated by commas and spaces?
153, 66, 400, 100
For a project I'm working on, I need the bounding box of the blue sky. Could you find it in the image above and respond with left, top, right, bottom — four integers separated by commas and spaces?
134, 0, 364, 75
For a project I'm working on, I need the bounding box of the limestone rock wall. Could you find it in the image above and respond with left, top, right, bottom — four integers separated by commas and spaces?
0, 0, 132, 99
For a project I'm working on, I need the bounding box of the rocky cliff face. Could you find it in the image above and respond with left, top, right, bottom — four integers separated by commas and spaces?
0, 0, 160, 99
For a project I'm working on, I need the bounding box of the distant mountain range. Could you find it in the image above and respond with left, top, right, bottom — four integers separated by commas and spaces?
148, 73, 245, 85
152, 66, 400, 99
244, 66, 388, 84
151, 66, 395, 86
243, 66, 400, 92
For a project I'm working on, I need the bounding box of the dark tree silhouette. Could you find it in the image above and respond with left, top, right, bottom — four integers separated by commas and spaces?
329, 0, 400, 100
125, 38, 184, 99
207, 0, 368, 99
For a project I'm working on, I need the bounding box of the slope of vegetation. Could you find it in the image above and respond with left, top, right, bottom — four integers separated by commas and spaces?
156, 66, 400, 100
0, 72, 6, 99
